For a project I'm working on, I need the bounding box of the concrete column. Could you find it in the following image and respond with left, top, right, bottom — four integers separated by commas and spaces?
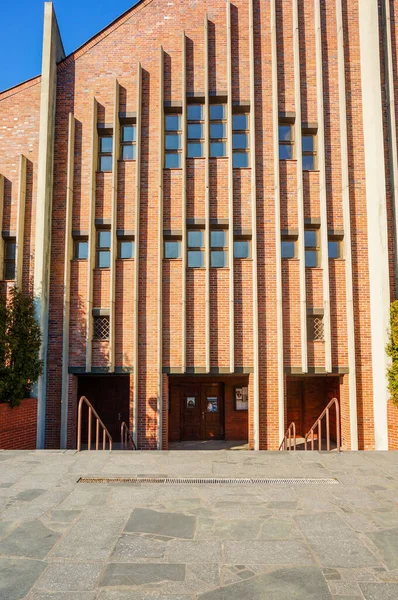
0, 175, 4, 273
182, 33, 187, 372
133, 63, 142, 448
158, 47, 164, 449
109, 79, 120, 373
270, 0, 284, 443
227, 0, 235, 373
15, 155, 27, 290
60, 113, 75, 449
34, 2, 65, 448
204, 14, 211, 374
359, 0, 390, 450
335, 0, 358, 450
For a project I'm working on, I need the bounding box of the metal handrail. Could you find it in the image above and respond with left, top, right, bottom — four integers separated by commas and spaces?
77, 396, 113, 451
121, 422, 137, 450
304, 397, 340, 452
279, 422, 296, 451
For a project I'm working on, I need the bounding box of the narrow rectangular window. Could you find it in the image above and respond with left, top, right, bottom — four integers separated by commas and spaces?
187, 230, 204, 268
96, 229, 111, 268
118, 238, 135, 259
233, 113, 249, 168
211, 230, 228, 267
210, 105, 227, 157
187, 104, 204, 158
233, 237, 251, 259
121, 124, 136, 161
302, 131, 317, 170
164, 237, 182, 259
3, 238, 16, 280
93, 315, 110, 340
279, 122, 294, 160
98, 134, 113, 172
165, 114, 182, 168
281, 236, 297, 259
328, 235, 343, 259
307, 315, 324, 341
305, 228, 320, 267
73, 238, 88, 260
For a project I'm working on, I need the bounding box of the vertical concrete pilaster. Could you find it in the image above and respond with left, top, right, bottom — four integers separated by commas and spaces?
109, 79, 120, 373
227, 0, 235, 374
0, 175, 4, 274
15, 155, 27, 290
359, 0, 390, 450
181, 33, 187, 372
204, 15, 211, 374
158, 47, 164, 449
34, 2, 65, 448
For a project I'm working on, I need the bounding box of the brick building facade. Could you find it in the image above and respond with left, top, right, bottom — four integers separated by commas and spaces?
1, 0, 398, 450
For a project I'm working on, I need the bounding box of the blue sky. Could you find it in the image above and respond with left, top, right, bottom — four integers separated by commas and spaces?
0, 1, 139, 92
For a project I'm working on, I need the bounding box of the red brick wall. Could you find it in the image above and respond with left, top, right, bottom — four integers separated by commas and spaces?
388, 399, 398, 450
0, 398, 37, 450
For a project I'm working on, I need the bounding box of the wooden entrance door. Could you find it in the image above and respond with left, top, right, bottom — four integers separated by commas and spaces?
286, 379, 305, 436
180, 382, 224, 441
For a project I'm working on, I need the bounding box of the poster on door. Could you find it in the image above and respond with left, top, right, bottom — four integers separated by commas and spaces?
207, 397, 218, 412
235, 386, 248, 411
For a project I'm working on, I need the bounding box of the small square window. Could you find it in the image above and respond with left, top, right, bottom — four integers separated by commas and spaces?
122, 126, 136, 143
233, 134, 248, 150
328, 239, 343, 259
166, 134, 181, 150
188, 123, 203, 139
4, 262, 15, 281
210, 231, 226, 248
210, 142, 226, 157
279, 125, 292, 141
100, 137, 113, 153
188, 230, 203, 248
187, 105, 203, 120
119, 240, 134, 259
279, 123, 294, 160
5, 240, 16, 260
188, 250, 204, 268
302, 136, 314, 152
302, 154, 315, 170
100, 155, 113, 172
97, 250, 110, 268
211, 250, 227, 268
98, 230, 111, 248
305, 228, 320, 267
210, 105, 225, 120
234, 240, 250, 259
279, 145, 293, 160
210, 123, 226, 139
233, 114, 248, 130
164, 240, 181, 259
122, 145, 136, 160
165, 153, 181, 169
233, 153, 249, 168
305, 250, 318, 268
74, 240, 88, 260
281, 240, 296, 259
165, 115, 181, 131
188, 143, 203, 158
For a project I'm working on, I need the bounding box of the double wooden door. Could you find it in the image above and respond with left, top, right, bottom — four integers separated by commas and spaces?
180, 382, 224, 441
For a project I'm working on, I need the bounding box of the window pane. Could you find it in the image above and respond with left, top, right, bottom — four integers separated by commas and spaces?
279, 144, 292, 160
188, 124, 203, 139
302, 154, 315, 170
166, 134, 181, 150
187, 142, 203, 158
281, 241, 295, 259
302, 135, 314, 152
233, 114, 248, 130
305, 250, 318, 268
279, 125, 292, 141
304, 230, 317, 248
211, 230, 226, 248
233, 152, 249, 168
210, 123, 226, 139
75, 241, 88, 260
122, 145, 136, 160
210, 142, 226, 157
210, 105, 225, 120
188, 105, 203, 120
119, 241, 134, 259
165, 153, 181, 169
188, 250, 204, 267
122, 126, 136, 142
188, 230, 203, 248
98, 230, 111, 248
4, 262, 15, 280
328, 240, 340, 259
234, 241, 250, 259
211, 250, 227, 268
165, 115, 180, 131
97, 250, 111, 268
100, 156, 113, 172
100, 137, 113, 152
5, 241, 16, 260
165, 240, 181, 259
233, 133, 248, 150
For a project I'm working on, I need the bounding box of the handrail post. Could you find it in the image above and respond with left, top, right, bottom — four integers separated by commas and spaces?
88, 407, 92, 451
77, 397, 83, 452
293, 422, 296, 451
326, 408, 330, 451
336, 398, 341, 452
318, 419, 321, 451
96, 419, 99, 450
103, 428, 106, 450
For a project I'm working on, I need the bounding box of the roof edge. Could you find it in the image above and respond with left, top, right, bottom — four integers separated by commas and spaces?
0, 74, 41, 100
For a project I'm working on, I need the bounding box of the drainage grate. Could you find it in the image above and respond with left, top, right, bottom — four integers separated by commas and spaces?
78, 476, 338, 485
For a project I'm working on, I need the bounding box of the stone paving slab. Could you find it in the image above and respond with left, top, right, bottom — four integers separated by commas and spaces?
0, 450, 397, 599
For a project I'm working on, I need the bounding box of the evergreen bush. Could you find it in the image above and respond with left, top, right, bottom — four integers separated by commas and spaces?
0, 287, 43, 407
387, 300, 398, 408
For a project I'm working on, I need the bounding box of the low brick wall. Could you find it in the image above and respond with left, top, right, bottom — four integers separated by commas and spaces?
388, 399, 398, 450
0, 398, 37, 450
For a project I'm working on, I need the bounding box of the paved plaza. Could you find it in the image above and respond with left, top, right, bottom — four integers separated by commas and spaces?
1, 450, 398, 599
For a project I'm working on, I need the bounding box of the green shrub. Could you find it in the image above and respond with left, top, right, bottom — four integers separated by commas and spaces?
0, 287, 43, 407
387, 300, 398, 407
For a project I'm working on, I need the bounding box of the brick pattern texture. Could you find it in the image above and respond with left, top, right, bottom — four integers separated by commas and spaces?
0, 398, 38, 450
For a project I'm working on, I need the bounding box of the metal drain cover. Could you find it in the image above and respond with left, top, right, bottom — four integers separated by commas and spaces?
78, 476, 339, 485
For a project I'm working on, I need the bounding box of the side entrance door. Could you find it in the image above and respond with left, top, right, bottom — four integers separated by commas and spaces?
180, 382, 224, 441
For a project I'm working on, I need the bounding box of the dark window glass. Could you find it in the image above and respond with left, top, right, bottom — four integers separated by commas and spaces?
100, 137, 113, 152
100, 156, 112, 172
233, 153, 249, 168
211, 250, 227, 268
234, 241, 250, 259
97, 250, 111, 268
119, 240, 134, 259
210, 105, 225, 120
188, 250, 204, 268
122, 145, 136, 160
233, 114, 248, 130
210, 142, 226, 157
74, 240, 88, 260
305, 250, 318, 268
188, 124, 203, 139
211, 231, 226, 247
165, 153, 181, 169
187, 105, 203, 120
4, 262, 15, 280
166, 134, 181, 150
122, 126, 136, 143
302, 136, 314, 152
281, 241, 295, 259
165, 240, 181, 259
328, 240, 341, 259
210, 123, 226, 139
165, 115, 180, 131
279, 125, 292, 141
188, 230, 203, 248
98, 230, 111, 248
233, 134, 248, 150
3, 239, 16, 280
304, 230, 317, 248
302, 154, 315, 171
188, 143, 203, 158
5, 241, 16, 260
279, 145, 293, 160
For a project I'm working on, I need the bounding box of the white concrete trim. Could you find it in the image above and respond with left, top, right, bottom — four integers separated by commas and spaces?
15, 155, 27, 290
227, 0, 235, 374
158, 47, 164, 450
0, 175, 4, 275
109, 79, 120, 373
182, 32, 187, 373
358, 0, 390, 450
204, 14, 211, 374
60, 113, 75, 449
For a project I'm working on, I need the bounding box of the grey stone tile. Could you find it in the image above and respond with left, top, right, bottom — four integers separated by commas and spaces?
0, 520, 60, 559
268, 501, 298, 510
295, 512, 353, 539
97, 592, 192, 600
28, 593, 97, 600
99, 563, 186, 587
366, 529, 398, 569
111, 534, 167, 560
259, 518, 294, 540
34, 562, 104, 591
199, 566, 332, 599
199, 519, 262, 541
224, 540, 315, 565
0, 557, 46, 600
125, 508, 196, 539
308, 539, 381, 568
327, 581, 362, 596
165, 540, 222, 563
360, 582, 398, 599
48, 510, 82, 523
15, 489, 46, 502
50, 517, 126, 560
0, 522, 17, 540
